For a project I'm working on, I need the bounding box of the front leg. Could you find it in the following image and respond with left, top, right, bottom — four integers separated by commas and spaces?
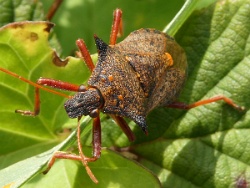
15, 77, 81, 116
0, 67, 78, 116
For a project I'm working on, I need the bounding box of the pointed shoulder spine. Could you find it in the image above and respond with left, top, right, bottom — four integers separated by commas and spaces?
94, 35, 108, 54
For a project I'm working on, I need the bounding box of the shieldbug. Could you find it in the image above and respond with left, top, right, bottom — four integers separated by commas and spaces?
0, 8, 244, 183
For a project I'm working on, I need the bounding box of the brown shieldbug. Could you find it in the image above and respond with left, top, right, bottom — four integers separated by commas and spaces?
66, 28, 187, 133
0, 8, 244, 183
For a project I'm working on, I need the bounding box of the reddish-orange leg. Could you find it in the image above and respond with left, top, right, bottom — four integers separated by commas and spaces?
15, 78, 80, 116
44, 117, 99, 183
110, 8, 123, 45
167, 95, 244, 111
46, 0, 63, 21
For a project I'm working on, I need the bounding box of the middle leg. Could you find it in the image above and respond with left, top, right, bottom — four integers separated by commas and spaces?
15, 78, 82, 116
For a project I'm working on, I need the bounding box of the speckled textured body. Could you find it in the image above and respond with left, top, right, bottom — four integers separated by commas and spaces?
88, 28, 187, 130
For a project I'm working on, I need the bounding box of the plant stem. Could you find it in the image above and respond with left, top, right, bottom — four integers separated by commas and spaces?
163, 0, 198, 36
59, 116, 92, 151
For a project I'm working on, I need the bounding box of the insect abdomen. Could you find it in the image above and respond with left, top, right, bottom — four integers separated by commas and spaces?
115, 28, 187, 113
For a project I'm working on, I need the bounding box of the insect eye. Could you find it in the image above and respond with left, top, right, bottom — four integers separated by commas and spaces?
78, 84, 87, 92
89, 109, 99, 118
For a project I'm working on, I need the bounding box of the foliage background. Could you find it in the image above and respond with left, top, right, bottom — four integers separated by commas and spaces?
0, 0, 250, 187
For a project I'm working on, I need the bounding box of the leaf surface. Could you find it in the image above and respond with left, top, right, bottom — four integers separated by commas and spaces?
0, 0, 250, 187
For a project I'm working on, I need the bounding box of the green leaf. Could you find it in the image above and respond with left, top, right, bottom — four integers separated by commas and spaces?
0, 1, 167, 187
0, 0, 250, 187
0, 0, 45, 26
133, 0, 250, 187
0, 21, 88, 153
1, 116, 160, 188
23, 148, 160, 188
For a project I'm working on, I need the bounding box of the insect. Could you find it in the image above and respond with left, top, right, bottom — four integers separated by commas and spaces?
0, 8, 244, 183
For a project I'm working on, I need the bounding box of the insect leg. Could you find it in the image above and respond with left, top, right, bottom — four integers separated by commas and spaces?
43, 151, 82, 175
43, 151, 98, 183
15, 87, 41, 116
37, 78, 80, 91
167, 95, 244, 111
0, 67, 78, 116
76, 39, 95, 72
44, 117, 99, 183
46, 0, 63, 21
109, 8, 123, 45
110, 115, 136, 142
76, 116, 99, 183
15, 77, 82, 116
92, 116, 102, 159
